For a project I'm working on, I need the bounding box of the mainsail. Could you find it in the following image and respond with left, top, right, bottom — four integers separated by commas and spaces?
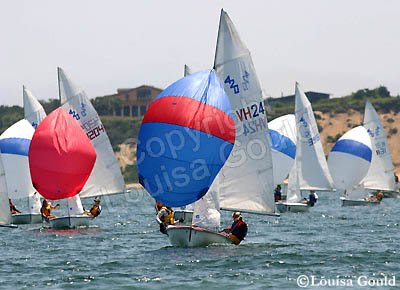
293, 83, 334, 191
361, 101, 395, 191
214, 9, 276, 214
23, 86, 46, 129
23, 86, 47, 212
57, 67, 125, 198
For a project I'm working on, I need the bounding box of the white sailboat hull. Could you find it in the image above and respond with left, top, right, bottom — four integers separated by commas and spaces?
11, 213, 42, 224
341, 198, 381, 207
49, 215, 91, 229
166, 225, 233, 247
275, 201, 309, 213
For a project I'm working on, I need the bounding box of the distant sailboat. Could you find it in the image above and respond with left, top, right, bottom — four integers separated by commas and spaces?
328, 126, 374, 206
0, 119, 42, 224
276, 83, 334, 212
57, 67, 126, 199
214, 9, 277, 216
339, 101, 396, 205
29, 108, 96, 229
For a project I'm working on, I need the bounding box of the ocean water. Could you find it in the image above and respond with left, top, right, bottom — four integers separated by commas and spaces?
0, 190, 399, 290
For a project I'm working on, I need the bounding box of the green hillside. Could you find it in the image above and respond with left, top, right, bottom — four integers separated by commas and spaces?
1, 85, 399, 184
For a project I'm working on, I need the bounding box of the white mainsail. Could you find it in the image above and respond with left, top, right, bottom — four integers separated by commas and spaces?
23, 86, 46, 212
293, 83, 334, 192
23, 86, 46, 129
214, 10, 276, 214
57, 67, 125, 198
0, 154, 11, 225
361, 101, 395, 191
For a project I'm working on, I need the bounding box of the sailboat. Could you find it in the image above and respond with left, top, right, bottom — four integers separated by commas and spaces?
167, 10, 280, 246
57, 67, 126, 199
29, 108, 96, 229
0, 118, 42, 224
269, 114, 297, 186
56, 68, 125, 225
338, 101, 396, 205
138, 69, 235, 247
276, 83, 334, 213
328, 126, 374, 206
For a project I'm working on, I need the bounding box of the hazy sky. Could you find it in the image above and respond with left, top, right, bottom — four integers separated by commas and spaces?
1, 0, 400, 106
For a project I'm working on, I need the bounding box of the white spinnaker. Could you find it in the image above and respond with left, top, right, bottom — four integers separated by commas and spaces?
57, 67, 125, 198
0, 120, 36, 202
23, 86, 46, 129
361, 101, 395, 191
327, 126, 372, 191
192, 181, 221, 230
67, 195, 85, 215
214, 10, 275, 214
294, 83, 334, 191
0, 155, 11, 225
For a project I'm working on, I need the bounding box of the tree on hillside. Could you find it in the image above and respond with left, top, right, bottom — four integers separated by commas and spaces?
92, 95, 122, 116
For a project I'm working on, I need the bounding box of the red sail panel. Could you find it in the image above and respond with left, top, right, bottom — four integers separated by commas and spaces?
29, 108, 96, 200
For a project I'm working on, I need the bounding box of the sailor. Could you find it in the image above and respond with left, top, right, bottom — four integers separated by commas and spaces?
9, 198, 21, 214
274, 185, 282, 202
86, 197, 102, 218
376, 191, 384, 201
224, 212, 248, 245
157, 204, 180, 235
308, 190, 318, 207
40, 199, 59, 221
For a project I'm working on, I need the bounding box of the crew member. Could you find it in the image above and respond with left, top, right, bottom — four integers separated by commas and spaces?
224, 212, 248, 245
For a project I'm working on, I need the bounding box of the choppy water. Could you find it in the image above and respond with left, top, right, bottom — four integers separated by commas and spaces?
1, 190, 399, 289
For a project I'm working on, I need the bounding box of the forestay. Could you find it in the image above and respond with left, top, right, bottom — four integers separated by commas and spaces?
361, 101, 395, 191
214, 9, 275, 214
58, 68, 125, 198
293, 83, 334, 191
